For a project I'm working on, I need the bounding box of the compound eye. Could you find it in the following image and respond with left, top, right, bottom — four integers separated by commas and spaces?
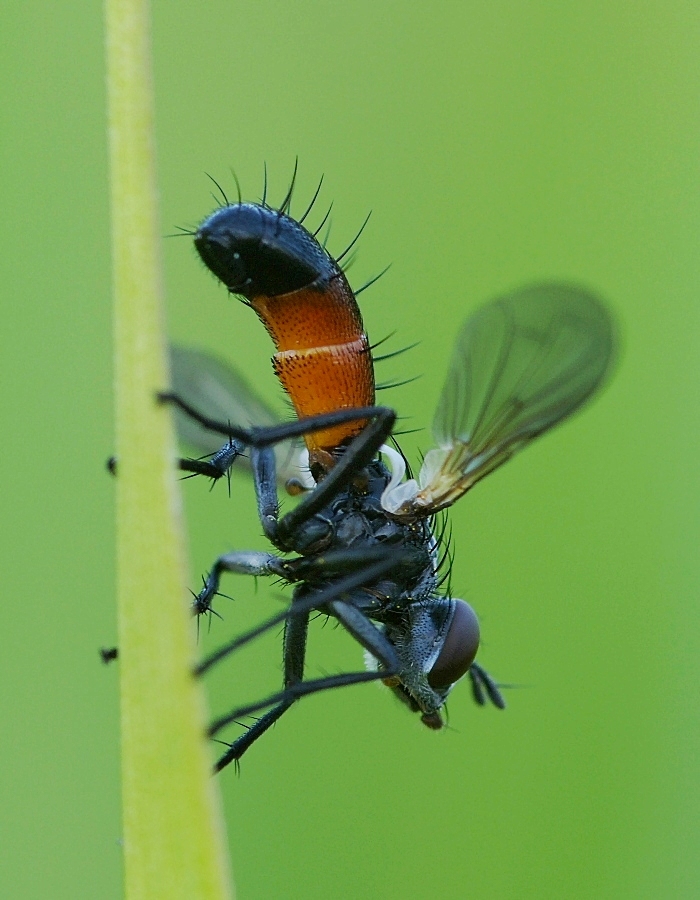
427, 599, 480, 689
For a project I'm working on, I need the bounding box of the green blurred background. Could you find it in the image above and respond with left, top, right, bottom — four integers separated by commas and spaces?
2, 3, 698, 897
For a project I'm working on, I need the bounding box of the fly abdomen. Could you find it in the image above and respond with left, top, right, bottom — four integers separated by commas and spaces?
258, 285, 373, 453
195, 202, 375, 455
195, 203, 328, 297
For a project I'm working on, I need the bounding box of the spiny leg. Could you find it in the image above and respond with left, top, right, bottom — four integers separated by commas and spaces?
178, 438, 245, 480
159, 393, 395, 549
469, 662, 506, 709
213, 605, 309, 771
211, 670, 391, 739
210, 600, 400, 734
159, 393, 382, 449
211, 622, 399, 768
209, 592, 401, 768
196, 554, 404, 676
161, 394, 406, 763
194, 543, 412, 616
272, 407, 395, 546
196, 553, 413, 765
193, 550, 288, 615
107, 438, 245, 481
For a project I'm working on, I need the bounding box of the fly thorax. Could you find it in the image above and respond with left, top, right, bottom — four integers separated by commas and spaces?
290, 514, 334, 554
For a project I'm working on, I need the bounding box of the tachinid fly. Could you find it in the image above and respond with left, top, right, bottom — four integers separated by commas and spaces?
163, 171, 616, 771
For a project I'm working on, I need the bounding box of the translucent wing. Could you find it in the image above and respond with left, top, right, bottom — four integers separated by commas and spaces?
381, 284, 616, 517
170, 345, 308, 484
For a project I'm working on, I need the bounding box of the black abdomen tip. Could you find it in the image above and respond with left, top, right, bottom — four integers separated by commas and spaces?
195, 203, 337, 299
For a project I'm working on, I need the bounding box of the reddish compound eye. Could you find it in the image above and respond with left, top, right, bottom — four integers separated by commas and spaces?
427, 599, 480, 689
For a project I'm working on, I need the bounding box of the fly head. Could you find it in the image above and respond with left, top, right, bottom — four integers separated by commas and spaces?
382, 597, 481, 728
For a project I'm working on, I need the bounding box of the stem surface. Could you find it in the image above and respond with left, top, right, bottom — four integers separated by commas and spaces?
106, 1, 233, 896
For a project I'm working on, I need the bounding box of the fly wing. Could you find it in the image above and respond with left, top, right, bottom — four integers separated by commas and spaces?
170, 345, 307, 484
381, 284, 616, 517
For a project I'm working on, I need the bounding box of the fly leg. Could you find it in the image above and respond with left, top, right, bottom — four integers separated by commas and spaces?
196, 555, 402, 676
270, 407, 395, 548
158, 393, 395, 550
469, 662, 506, 709
210, 594, 399, 771
192, 550, 288, 616
107, 438, 245, 481
213, 605, 310, 772
211, 404, 396, 553
198, 554, 403, 770
178, 438, 245, 480
159, 393, 395, 609
159, 393, 384, 450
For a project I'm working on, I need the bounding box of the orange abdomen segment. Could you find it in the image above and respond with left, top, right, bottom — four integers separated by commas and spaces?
273, 338, 372, 450
250, 274, 375, 452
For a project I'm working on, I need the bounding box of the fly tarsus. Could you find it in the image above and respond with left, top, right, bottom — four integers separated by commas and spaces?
192, 550, 289, 616
469, 663, 506, 709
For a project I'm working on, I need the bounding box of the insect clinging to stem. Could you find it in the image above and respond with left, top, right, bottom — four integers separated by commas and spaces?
163, 166, 616, 772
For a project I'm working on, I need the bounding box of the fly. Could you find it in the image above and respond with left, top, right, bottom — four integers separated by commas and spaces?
162, 172, 616, 771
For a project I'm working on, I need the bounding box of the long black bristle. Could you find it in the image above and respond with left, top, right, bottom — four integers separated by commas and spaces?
376, 374, 422, 391
298, 174, 324, 225
261, 161, 269, 207
335, 211, 371, 264
368, 331, 397, 351
312, 202, 333, 237
355, 264, 392, 296
205, 172, 230, 207
373, 341, 420, 363
278, 157, 299, 215
229, 167, 243, 205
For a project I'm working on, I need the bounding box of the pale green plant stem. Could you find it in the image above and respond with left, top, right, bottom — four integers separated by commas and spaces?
105, 1, 233, 896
